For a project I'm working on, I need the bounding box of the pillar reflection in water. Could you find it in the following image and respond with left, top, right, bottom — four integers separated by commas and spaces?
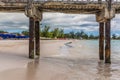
26, 58, 39, 80
96, 61, 112, 80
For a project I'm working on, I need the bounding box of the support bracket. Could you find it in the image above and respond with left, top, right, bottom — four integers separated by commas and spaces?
96, 7, 115, 22
25, 0, 42, 21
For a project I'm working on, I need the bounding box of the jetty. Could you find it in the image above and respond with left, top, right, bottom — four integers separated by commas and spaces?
0, 0, 119, 63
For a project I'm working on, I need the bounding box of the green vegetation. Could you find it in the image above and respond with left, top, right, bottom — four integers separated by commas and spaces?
1, 26, 120, 40
0, 30, 7, 33
40, 26, 120, 40
112, 34, 120, 40
22, 31, 29, 36
41, 26, 50, 38
40, 26, 98, 39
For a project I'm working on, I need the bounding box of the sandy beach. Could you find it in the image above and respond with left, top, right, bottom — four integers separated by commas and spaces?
0, 40, 120, 80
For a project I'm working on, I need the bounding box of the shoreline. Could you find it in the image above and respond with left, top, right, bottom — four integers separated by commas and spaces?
0, 40, 119, 80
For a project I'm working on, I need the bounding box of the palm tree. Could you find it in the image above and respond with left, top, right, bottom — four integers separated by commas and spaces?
69, 31, 75, 39
112, 34, 117, 39
52, 28, 59, 38
42, 26, 50, 38
58, 29, 64, 38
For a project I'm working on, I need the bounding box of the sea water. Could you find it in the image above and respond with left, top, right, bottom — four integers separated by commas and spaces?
41, 40, 120, 80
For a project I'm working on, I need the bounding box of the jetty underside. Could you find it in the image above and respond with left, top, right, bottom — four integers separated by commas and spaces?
0, 0, 120, 63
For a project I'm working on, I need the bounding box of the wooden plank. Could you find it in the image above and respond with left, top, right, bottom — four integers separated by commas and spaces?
99, 22, 104, 60
35, 21, 40, 56
29, 17, 35, 59
105, 19, 111, 63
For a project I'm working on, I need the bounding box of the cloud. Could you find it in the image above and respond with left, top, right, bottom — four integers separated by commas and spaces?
42, 12, 99, 32
0, 13, 29, 32
42, 13, 120, 34
0, 12, 119, 35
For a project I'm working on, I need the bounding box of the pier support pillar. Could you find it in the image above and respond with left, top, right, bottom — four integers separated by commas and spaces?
35, 20, 40, 56
25, 2, 42, 59
29, 17, 35, 59
105, 19, 111, 63
99, 22, 104, 60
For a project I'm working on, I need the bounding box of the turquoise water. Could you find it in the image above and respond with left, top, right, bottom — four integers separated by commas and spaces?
75, 40, 120, 60
41, 40, 120, 80
88, 40, 120, 60
67, 40, 120, 80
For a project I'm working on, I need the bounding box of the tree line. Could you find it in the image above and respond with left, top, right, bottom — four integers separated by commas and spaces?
1, 26, 120, 40
40, 26, 98, 39
40, 26, 120, 40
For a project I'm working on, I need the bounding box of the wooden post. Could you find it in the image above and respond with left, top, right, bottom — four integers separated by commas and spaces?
29, 17, 35, 59
35, 21, 40, 56
104, 0, 111, 64
98, 0, 102, 3
105, 19, 111, 63
99, 22, 104, 60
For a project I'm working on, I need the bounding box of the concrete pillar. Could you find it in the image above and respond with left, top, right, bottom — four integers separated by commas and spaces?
99, 22, 104, 60
35, 21, 40, 56
105, 19, 111, 63
29, 17, 35, 59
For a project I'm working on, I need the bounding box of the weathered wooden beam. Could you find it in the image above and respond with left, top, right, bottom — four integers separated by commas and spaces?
35, 20, 40, 56
105, 19, 111, 63
99, 22, 104, 60
29, 17, 35, 59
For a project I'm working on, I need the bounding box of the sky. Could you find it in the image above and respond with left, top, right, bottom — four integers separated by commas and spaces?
0, 12, 120, 36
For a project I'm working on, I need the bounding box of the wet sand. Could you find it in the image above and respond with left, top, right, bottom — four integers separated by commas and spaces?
0, 40, 120, 80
